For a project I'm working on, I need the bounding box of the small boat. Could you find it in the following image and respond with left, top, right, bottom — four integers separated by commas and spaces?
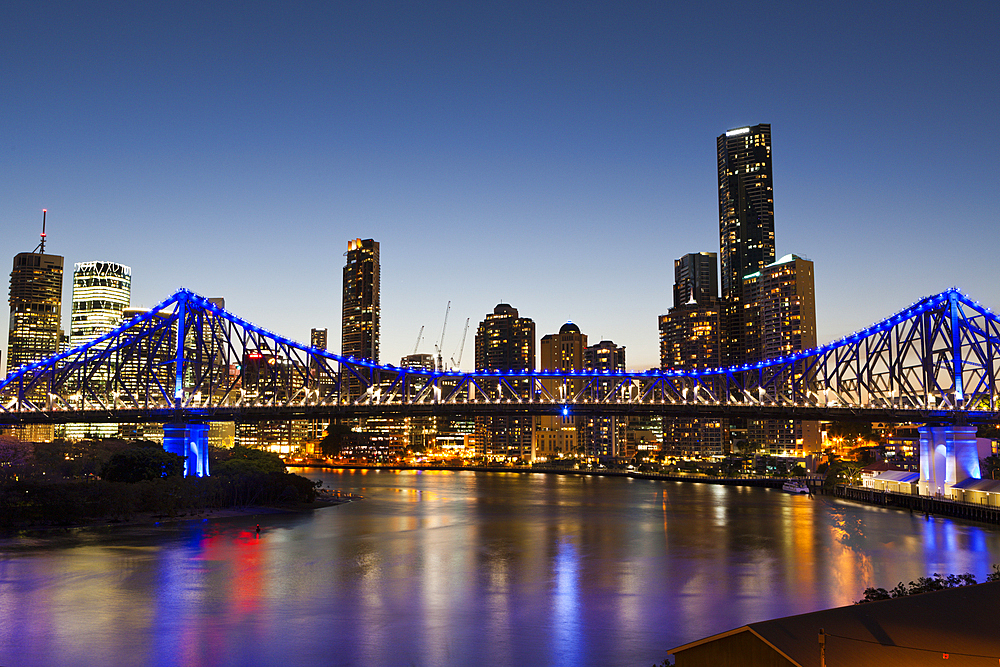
782, 480, 810, 494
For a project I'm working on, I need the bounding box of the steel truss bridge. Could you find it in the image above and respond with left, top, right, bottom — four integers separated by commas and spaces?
1, 288, 998, 428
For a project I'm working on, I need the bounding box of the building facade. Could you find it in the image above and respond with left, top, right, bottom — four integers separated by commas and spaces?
659, 253, 725, 457
474, 303, 535, 460
534, 322, 587, 461
68, 261, 132, 348
342, 238, 380, 363
741, 254, 820, 454
718, 124, 775, 366
8, 252, 64, 375
583, 339, 626, 458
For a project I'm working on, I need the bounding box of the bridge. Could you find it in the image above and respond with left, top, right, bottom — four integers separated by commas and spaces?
1, 287, 997, 476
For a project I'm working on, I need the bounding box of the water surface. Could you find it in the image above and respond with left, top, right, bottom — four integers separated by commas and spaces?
2, 469, 998, 667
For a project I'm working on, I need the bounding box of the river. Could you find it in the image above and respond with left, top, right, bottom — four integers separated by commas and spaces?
2, 468, 999, 667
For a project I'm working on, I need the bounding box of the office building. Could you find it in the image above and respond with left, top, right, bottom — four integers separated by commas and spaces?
7, 220, 64, 441
8, 253, 64, 375
718, 123, 775, 365
68, 261, 132, 347
342, 238, 380, 363
742, 254, 820, 454
474, 303, 535, 461
534, 323, 587, 461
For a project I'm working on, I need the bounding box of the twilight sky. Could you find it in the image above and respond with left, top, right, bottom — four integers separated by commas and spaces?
3, 1, 997, 372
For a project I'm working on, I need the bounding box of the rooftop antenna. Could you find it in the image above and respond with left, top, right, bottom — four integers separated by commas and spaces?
34, 209, 48, 253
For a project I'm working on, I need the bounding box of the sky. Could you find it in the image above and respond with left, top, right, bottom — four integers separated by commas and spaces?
3, 1, 997, 372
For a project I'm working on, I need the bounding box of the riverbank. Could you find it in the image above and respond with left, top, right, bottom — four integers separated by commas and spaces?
288, 462, 822, 490
0, 482, 361, 535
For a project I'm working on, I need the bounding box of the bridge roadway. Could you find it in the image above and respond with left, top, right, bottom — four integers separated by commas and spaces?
2, 401, 995, 426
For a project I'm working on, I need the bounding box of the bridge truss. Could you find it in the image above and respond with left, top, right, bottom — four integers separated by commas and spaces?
1, 288, 998, 426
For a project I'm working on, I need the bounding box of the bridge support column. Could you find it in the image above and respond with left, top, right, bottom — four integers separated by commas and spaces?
917, 425, 979, 497
163, 422, 210, 477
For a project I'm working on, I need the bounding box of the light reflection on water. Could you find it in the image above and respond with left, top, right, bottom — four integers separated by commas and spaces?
2, 469, 1000, 667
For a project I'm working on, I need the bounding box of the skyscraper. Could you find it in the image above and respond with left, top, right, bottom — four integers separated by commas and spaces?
659, 252, 724, 457
342, 238, 380, 362
474, 303, 535, 460
718, 124, 775, 300
7, 214, 64, 442
69, 261, 132, 348
534, 322, 587, 461
718, 124, 775, 366
742, 254, 819, 454
583, 339, 626, 459
66, 261, 131, 441
673, 252, 718, 308
8, 253, 64, 375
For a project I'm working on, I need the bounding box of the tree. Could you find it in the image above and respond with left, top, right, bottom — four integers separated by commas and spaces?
101, 447, 184, 483
0, 435, 32, 481
981, 455, 1000, 481
823, 459, 863, 488
214, 445, 286, 475
856, 571, 982, 603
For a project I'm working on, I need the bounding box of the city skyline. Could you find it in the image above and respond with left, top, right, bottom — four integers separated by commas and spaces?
3, 2, 996, 371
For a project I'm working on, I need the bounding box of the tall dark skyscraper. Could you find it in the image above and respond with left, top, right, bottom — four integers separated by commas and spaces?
341, 239, 380, 363
718, 124, 775, 300
672, 252, 718, 308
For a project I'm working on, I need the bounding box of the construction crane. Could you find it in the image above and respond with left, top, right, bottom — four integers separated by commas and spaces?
450, 318, 470, 370
412, 325, 424, 355
434, 301, 450, 372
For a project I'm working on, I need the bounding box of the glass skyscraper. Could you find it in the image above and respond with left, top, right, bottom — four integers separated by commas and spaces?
69, 261, 132, 347
718, 123, 775, 300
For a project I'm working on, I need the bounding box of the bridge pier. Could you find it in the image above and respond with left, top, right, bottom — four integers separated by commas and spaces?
163, 422, 210, 477
917, 424, 979, 497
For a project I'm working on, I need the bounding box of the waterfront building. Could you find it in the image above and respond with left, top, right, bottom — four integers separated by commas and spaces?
474, 303, 535, 461
718, 124, 775, 366
741, 253, 820, 453
534, 323, 587, 461
582, 339, 626, 458
342, 238, 380, 363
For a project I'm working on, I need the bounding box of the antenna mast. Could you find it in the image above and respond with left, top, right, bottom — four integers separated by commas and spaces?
34, 209, 48, 253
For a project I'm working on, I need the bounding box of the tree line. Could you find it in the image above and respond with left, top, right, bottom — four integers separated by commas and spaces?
0, 435, 320, 528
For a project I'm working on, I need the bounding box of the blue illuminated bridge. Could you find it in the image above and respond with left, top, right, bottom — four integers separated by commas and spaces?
1, 288, 998, 475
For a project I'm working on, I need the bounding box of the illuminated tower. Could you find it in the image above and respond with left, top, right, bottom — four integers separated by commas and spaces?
659, 252, 724, 457
342, 239, 380, 362
718, 124, 774, 365
534, 323, 587, 461
582, 339, 626, 459
474, 303, 535, 460
65, 261, 131, 440
742, 254, 819, 454
69, 261, 132, 347
7, 211, 63, 441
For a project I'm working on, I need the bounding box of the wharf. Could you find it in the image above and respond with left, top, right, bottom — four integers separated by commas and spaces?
835, 485, 1000, 525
